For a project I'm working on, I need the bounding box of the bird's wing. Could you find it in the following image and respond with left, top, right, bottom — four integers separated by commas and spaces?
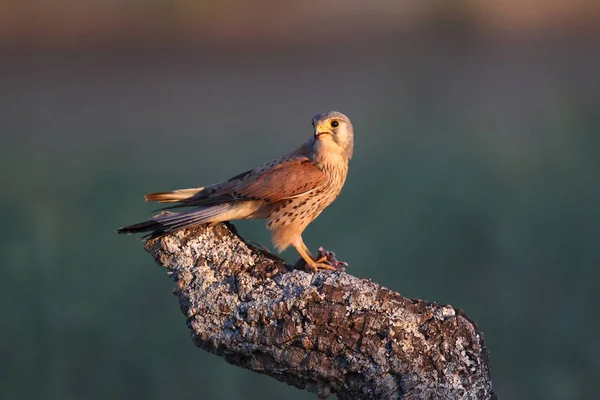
153, 154, 327, 209
147, 169, 255, 207
227, 155, 328, 203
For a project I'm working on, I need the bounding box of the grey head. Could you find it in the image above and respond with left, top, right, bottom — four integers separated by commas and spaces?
311, 111, 354, 159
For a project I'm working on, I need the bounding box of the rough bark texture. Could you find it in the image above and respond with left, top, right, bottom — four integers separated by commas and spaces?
145, 223, 496, 400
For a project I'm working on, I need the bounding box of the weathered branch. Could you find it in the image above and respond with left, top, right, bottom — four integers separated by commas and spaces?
144, 223, 495, 400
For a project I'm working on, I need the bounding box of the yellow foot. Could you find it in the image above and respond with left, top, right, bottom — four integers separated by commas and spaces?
304, 260, 336, 272
316, 247, 348, 271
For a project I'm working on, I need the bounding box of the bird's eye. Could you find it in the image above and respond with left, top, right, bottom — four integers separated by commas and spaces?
329, 120, 339, 128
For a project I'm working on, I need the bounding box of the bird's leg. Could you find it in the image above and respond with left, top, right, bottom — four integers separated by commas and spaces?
294, 238, 336, 272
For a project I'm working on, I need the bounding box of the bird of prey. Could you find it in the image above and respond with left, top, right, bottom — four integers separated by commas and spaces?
118, 111, 353, 271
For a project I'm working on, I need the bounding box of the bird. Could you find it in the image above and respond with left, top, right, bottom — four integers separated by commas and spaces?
118, 111, 354, 271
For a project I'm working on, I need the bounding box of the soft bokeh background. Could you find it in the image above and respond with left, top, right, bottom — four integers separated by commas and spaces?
2, 1, 599, 399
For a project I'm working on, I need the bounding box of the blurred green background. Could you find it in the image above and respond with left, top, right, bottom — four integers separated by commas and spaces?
2, 1, 599, 399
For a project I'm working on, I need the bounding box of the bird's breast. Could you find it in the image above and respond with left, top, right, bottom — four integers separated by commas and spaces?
265, 160, 348, 233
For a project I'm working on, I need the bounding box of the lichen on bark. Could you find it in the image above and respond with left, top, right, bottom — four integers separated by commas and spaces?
144, 223, 496, 400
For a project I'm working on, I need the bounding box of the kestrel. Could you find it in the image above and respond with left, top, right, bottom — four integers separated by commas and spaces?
118, 111, 354, 271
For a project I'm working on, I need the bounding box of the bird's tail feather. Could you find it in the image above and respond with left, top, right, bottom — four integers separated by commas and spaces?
145, 187, 205, 203
117, 201, 262, 238
117, 204, 234, 238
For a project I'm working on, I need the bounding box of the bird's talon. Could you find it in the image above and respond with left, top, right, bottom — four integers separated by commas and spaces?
296, 258, 336, 272
311, 262, 336, 271
316, 246, 348, 271
305, 264, 318, 272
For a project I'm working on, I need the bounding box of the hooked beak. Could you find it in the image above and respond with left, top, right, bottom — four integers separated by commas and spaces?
314, 124, 332, 140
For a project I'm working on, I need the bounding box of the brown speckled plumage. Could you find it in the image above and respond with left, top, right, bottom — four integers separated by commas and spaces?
118, 111, 354, 271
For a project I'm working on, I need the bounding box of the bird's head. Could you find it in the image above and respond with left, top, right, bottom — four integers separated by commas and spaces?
311, 111, 354, 160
